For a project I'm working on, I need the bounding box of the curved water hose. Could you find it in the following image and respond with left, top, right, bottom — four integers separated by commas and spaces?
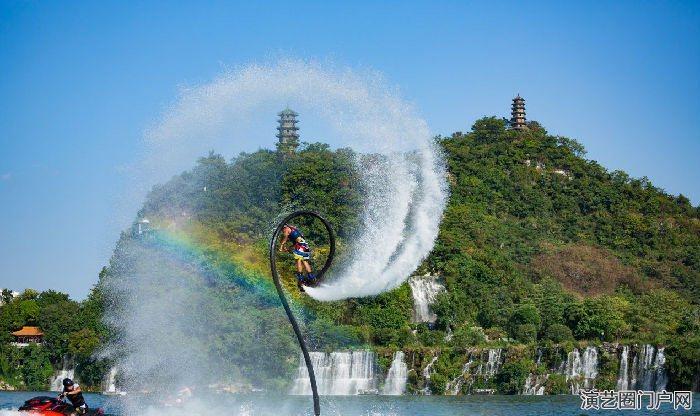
269, 211, 336, 416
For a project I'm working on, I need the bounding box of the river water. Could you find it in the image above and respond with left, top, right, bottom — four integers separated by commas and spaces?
0, 391, 697, 416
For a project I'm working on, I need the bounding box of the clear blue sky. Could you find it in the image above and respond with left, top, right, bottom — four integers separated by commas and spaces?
1, 1, 698, 298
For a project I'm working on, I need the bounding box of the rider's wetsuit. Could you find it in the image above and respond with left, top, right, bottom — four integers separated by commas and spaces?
63, 384, 88, 415
288, 226, 310, 260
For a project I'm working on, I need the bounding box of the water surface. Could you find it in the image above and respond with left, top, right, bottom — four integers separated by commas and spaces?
0, 391, 696, 415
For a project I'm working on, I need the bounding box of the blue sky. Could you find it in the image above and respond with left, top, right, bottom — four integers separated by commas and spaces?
1, 1, 698, 298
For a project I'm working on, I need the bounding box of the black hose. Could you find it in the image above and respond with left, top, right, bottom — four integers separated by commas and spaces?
269, 211, 336, 416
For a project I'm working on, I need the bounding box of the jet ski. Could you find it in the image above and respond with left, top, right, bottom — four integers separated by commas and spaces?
18, 396, 105, 415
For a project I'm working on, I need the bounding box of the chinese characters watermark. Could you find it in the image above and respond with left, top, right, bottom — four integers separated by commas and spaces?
580, 389, 693, 411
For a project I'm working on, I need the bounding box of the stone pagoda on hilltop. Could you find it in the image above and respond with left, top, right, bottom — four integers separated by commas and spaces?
276, 107, 300, 155
510, 95, 527, 130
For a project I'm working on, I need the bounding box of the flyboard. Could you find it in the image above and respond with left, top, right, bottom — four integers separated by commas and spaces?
269, 211, 336, 416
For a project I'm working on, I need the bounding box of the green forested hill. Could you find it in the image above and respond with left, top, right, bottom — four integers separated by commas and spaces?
132, 117, 699, 388
1, 117, 698, 392
432, 117, 699, 343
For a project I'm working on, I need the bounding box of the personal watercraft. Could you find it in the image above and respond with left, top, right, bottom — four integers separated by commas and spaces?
18, 396, 104, 416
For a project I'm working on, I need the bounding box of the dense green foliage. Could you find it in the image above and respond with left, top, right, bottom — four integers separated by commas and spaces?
0, 286, 107, 390
431, 119, 698, 351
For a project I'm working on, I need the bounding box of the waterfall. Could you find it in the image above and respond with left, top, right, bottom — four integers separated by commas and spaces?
522, 347, 546, 395
565, 349, 582, 379
478, 349, 502, 378
444, 326, 453, 342
290, 351, 377, 395
565, 349, 581, 394
617, 345, 630, 390
408, 275, 445, 323
382, 352, 407, 395
581, 347, 598, 389
49, 356, 74, 392
445, 348, 502, 395
521, 347, 598, 395
654, 348, 668, 391
564, 347, 598, 394
630, 351, 639, 389
638, 344, 656, 390
102, 366, 120, 394
635, 345, 667, 391
615, 345, 668, 391
523, 374, 547, 395
420, 355, 439, 395
445, 354, 475, 395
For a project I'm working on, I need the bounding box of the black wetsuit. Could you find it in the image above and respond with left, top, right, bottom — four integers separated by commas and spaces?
63, 385, 87, 414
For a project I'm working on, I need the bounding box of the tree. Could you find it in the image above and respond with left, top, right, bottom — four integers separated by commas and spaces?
570, 297, 628, 341
68, 329, 100, 360
21, 344, 53, 390
450, 325, 487, 349
1, 289, 14, 305
18, 300, 39, 325
495, 359, 533, 394
514, 324, 538, 343
38, 301, 81, 361
508, 304, 541, 338
544, 324, 574, 343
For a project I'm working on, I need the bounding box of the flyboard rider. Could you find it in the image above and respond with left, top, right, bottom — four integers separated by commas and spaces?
279, 224, 316, 292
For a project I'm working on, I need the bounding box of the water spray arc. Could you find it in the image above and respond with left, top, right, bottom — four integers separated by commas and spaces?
269, 211, 336, 416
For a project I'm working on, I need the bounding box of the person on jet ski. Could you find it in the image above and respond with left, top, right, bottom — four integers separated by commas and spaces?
59, 378, 88, 415
279, 224, 315, 291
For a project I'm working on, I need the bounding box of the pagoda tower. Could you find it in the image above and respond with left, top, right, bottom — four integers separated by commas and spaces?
276, 108, 300, 155
510, 95, 527, 130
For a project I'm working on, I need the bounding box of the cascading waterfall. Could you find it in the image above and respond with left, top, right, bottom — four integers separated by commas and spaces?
420, 355, 439, 395
578, 347, 598, 391
291, 351, 377, 395
396, 344, 667, 397
408, 275, 445, 323
444, 349, 502, 395
524, 347, 598, 395
50, 356, 75, 392
522, 348, 548, 395
382, 351, 408, 395
479, 349, 503, 378
102, 366, 120, 394
523, 374, 547, 395
617, 345, 630, 390
616, 345, 668, 391
654, 348, 668, 391
630, 351, 640, 389
639, 344, 656, 390
565, 347, 598, 393
445, 355, 475, 395
565, 349, 582, 380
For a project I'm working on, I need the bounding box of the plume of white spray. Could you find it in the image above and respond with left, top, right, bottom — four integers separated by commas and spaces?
137, 59, 447, 300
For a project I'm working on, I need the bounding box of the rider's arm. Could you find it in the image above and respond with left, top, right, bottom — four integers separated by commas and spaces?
66, 386, 82, 395
279, 232, 289, 251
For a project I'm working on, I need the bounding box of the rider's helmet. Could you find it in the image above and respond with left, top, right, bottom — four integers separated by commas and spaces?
62, 378, 74, 387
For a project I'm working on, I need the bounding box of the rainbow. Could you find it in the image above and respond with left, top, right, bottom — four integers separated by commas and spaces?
138, 221, 310, 311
